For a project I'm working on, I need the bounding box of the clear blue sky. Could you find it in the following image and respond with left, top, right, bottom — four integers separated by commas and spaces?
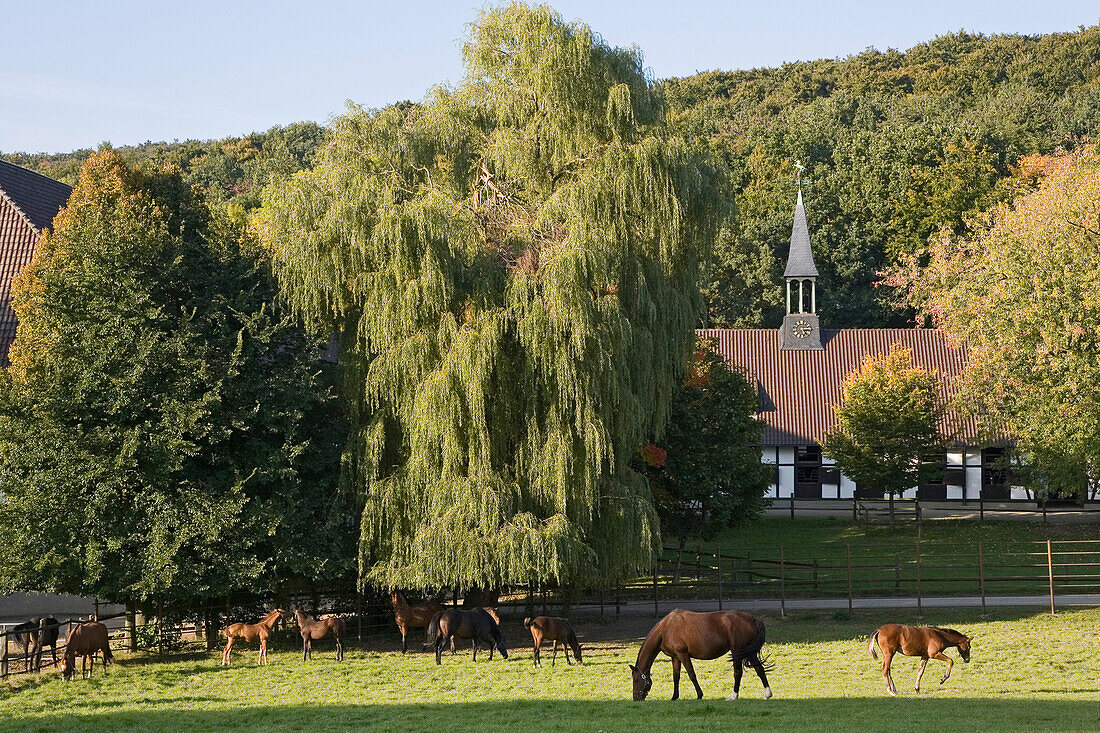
3, 1, 1098, 154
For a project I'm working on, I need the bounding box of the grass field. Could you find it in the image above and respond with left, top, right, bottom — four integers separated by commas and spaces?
3, 606, 1099, 732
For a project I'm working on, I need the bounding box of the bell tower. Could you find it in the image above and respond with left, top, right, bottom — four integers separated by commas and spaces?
780, 164, 823, 350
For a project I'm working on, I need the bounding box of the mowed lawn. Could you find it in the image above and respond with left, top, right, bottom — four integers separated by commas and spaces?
3, 607, 1099, 732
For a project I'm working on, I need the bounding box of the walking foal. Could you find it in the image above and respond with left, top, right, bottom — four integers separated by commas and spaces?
221, 609, 286, 665
869, 624, 972, 695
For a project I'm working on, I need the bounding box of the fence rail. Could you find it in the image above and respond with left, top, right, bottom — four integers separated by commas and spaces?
4, 539, 1098, 681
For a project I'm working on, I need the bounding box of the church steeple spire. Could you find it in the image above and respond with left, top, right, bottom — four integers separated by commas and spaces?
780, 164, 823, 350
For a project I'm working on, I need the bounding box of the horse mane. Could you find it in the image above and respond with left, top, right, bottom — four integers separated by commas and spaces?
482, 607, 501, 624
933, 627, 966, 642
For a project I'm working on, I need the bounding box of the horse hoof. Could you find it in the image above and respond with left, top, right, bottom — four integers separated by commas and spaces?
726, 693, 738, 701
887, 689, 897, 696
764, 687, 773, 700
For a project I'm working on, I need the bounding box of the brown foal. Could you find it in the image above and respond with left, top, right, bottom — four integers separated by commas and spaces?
293, 608, 346, 661
221, 609, 286, 666
391, 591, 445, 653
869, 624, 972, 695
524, 616, 582, 667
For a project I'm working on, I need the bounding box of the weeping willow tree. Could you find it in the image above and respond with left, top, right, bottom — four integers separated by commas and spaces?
261, 3, 722, 590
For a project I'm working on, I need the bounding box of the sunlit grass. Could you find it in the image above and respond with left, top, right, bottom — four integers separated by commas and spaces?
2, 607, 1099, 732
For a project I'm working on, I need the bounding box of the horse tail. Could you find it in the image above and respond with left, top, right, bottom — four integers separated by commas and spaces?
868, 630, 879, 661
730, 616, 774, 671
523, 617, 534, 628
104, 644, 115, 664
422, 611, 443, 648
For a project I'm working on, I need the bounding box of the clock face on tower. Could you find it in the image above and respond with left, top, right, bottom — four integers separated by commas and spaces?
792, 319, 813, 339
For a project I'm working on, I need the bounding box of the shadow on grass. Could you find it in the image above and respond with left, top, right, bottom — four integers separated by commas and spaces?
4, 698, 1100, 733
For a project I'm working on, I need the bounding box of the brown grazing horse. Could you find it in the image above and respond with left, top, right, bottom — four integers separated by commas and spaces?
869, 624, 972, 695
293, 608, 346, 661
60, 621, 113, 681
631, 609, 773, 701
221, 608, 286, 666
424, 608, 508, 665
12, 617, 61, 672
525, 616, 582, 667
391, 591, 445, 653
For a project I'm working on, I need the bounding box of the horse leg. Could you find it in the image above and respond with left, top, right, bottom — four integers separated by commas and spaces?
223, 637, 234, 666
565, 642, 573, 665
436, 637, 444, 665
336, 635, 343, 662
933, 651, 953, 684
671, 656, 682, 700
682, 656, 704, 699
259, 637, 267, 665
749, 656, 773, 699
401, 626, 408, 654
727, 660, 744, 700
533, 637, 540, 668
915, 658, 929, 693
882, 650, 897, 695
552, 640, 558, 667
473, 639, 478, 662
303, 634, 308, 661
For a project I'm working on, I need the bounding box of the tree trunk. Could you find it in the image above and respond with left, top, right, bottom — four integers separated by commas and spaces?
204, 608, 220, 651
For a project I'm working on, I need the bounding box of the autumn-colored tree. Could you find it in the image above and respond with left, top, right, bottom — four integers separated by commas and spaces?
895, 146, 1100, 500
823, 346, 945, 523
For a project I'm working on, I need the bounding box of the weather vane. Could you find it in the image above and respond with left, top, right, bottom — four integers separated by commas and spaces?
794, 160, 806, 191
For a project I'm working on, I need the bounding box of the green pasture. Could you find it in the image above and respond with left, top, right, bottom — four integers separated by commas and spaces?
648, 518, 1100, 600
3, 607, 1099, 732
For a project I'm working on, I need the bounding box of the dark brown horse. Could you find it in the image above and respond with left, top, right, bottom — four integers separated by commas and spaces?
391, 591, 445, 653
424, 608, 508, 665
59, 621, 113, 681
293, 608, 346, 661
869, 624, 972, 695
631, 609, 773, 701
525, 616, 582, 667
11, 616, 61, 672
221, 608, 286, 666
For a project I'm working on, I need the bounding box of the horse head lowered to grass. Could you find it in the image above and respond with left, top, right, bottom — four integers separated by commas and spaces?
630, 609, 773, 701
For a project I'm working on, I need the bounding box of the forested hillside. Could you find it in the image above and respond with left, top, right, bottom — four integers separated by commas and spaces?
5, 27, 1099, 328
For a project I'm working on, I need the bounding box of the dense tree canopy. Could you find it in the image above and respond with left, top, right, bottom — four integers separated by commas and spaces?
823, 346, 944, 520
0, 152, 353, 605
646, 341, 770, 545
261, 3, 723, 590
895, 147, 1100, 499
8, 27, 1099, 330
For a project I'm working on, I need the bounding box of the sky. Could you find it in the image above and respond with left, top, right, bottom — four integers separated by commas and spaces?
3, 1, 1098, 154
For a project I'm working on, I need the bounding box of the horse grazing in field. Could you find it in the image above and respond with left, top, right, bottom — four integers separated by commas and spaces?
631, 609, 773, 701
525, 616, 582, 667
869, 624, 972, 695
424, 608, 508, 665
293, 608, 346, 661
391, 591, 445, 653
59, 621, 113, 681
221, 609, 287, 666
11, 616, 61, 672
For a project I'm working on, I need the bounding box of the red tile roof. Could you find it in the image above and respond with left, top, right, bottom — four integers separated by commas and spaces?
698, 328, 981, 446
0, 162, 72, 365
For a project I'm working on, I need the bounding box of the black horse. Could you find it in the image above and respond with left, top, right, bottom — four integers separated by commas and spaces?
11, 617, 61, 672
424, 608, 508, 665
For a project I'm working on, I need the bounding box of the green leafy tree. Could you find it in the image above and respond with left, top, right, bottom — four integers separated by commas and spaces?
0, 151, 354, 611
645, 341, 771, 551
895, 147, 1100, 500
261, 3, 722, 591
823, 346, 945, 523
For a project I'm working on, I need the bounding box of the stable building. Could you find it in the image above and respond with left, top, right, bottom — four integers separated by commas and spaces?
0, 161, 72, 365
700, 188, 1023, 503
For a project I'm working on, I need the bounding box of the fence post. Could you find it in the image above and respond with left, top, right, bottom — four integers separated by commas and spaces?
846, 542, 853, 614
790, 495, 795, 519
94, 597, 100, 621
915, 540, 923, 619
1047, 539, 1056, 615
812, 558, 819, 593
599, 589, 605, 618
779, 546, 787, 618
716, 549, 723, 611
615, 584, 621, 618
653, 565, 659, 618
746, 552, 753, 587
978, 541, 986, 616
894, 553, 901, 592
979, 493, 984, 522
